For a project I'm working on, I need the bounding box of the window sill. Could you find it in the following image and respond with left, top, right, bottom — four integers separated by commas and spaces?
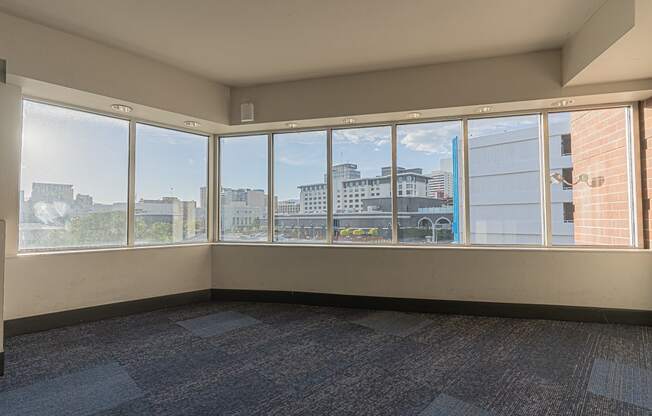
12, 241, 649, 258
211, 241, 649, 253
15, 242, 211, 258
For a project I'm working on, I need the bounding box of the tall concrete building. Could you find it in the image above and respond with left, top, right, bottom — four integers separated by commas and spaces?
30, 183, 74, 204
135, 197, 198, 241
468, 121, 573, 245
276, 199, 300, 215
220, 188, 267, 233
427, 171, 453, 199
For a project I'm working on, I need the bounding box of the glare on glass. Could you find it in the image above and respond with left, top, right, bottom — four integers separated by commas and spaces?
548, 108, 631, 246
19, 100, 129, 250
468, 114, 542, 245
219, 135, 268, 241
135, 123, 208, 245
331, 126, 392, 244
273, 131, 327, 243
396, 121, 463, 244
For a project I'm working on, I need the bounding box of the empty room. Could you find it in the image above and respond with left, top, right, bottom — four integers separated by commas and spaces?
1, 0, 652, 415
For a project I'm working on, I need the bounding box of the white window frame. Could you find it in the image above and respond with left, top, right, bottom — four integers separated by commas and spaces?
18, 97, 212, 253
217, 102, 641, 249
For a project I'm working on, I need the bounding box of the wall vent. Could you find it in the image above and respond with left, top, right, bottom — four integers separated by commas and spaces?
240, 102, 254, 123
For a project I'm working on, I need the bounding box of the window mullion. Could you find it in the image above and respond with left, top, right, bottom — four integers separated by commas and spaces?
326, 129, 334, 244
540, 111, 552, 247
268, 133, 274, 243
391, 124, 398, 244
207, 135, 216, 242
127, 120, 136, 246
461, 117, 471, 245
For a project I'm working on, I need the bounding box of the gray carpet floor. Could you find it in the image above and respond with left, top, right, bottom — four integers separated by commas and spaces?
1, 301, 651, 415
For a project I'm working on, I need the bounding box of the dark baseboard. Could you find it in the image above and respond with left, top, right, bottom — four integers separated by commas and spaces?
3, 288, 649, 340
4, 289, 212, 337
211, 289, 652, 326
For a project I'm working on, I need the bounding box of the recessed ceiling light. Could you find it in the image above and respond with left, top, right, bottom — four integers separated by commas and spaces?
477, 106, 492, 113
286, 122, 298, 128
343, 117, 356, 124
407, 112, 422, 119
552, 99, 575, 107
184, 120, 201, 128
111, 104, 133, 113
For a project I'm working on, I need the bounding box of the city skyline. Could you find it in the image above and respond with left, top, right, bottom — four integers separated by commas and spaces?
22, 101, 559, 204
21, 101, 208, 205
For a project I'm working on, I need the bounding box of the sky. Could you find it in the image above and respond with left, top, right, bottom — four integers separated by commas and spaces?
21, 101, 208, 205
468, 114, 540, 139
21, 100, 572, 204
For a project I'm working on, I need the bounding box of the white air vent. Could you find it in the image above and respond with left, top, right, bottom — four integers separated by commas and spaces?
240, 102, 254, 123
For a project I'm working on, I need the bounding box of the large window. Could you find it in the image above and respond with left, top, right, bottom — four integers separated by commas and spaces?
135, 124, 208, 245
20, 100, 638, 252
548, 108, 632, 246
219, 135, 268, 241
331, 126, 392, 244
396, 121, 462, 244
468, 115, 542, 245
273, 131, 327, 243
19, 101, 129, 250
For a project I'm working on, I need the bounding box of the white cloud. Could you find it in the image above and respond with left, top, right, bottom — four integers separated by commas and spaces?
398, 124, 458, 154
276, 154, 311, 167
333, 127, 391, 146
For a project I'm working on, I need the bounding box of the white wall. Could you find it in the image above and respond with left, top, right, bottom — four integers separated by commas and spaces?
4, 246, 211, 320
0, 83, 211, 321
212, 244, 652, 311
1, 221, 5, 355
230, 50, 652, 126
0, 11, 230, 125
2, 13, 652, 323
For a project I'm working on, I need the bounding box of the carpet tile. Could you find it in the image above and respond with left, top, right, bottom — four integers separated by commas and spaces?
176, 310, 260, 338
0, 300, 650, 415
0, 362, 142, 416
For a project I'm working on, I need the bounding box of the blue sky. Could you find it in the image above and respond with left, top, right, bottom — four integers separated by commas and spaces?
220, 134, 268, 192
21, 101, 207, 204
135, 124, 208, 202
22, 100, 564, 204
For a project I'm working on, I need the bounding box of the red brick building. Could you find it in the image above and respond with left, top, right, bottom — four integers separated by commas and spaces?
569, 108, 631, 246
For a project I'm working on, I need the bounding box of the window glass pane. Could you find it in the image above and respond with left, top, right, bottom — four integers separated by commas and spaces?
468, 115, 542, 245
220, 135, 268, 241
396, 121, 462, 244
274, 131, 327, 242
332, 126, 392, 244
19, 101, 129, 250
548, 108, 631, 246
135, 124, 208, 245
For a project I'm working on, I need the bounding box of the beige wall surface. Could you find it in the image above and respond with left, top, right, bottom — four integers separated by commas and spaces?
562, 0, 636, 85
0, 11, 230, 124
230, 50, 652, 126
4, 245, 211, 320
230, 50, 562, 124
212, 245, 652, 311
1, 221, 5, 353
0, 83, 22, 257
0, 79, 211, 322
